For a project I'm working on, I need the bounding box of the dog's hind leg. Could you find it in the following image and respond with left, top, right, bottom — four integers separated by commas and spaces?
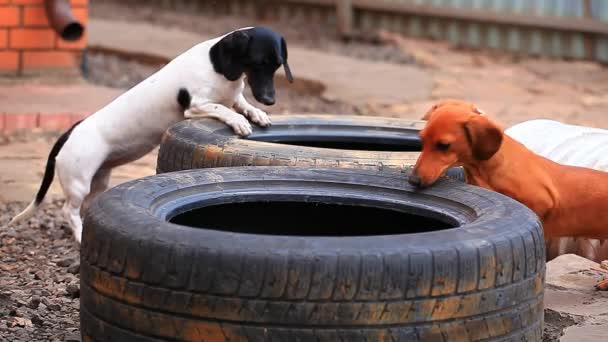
58, 175, 91, 244
56, 157, 102, 244
80, 168, 112, 217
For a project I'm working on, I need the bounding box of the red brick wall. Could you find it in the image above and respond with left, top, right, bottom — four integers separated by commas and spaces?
0, 0, 87, 75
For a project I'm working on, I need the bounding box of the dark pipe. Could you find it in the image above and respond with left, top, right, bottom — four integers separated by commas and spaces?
44, 0, 84, 41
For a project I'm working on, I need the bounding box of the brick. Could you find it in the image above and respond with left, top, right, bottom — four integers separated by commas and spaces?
70, 112, 89, 125
22, 51, 78, 69
12, 1, 43, 4
0, 6, 20, 27
22, 6, 49, 26
71, 0, 88, 6
4, 113, 39, 133
0, 51, 19, 71
39, 113, 73, 131
10, 28, 55, 49
0, 28, 6, 48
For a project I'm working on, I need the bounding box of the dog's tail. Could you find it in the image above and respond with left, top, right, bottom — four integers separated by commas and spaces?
7, 120, 83, 226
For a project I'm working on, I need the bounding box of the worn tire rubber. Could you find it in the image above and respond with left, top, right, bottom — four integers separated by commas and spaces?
156, 115, 465, 181
81, 167, 544, 342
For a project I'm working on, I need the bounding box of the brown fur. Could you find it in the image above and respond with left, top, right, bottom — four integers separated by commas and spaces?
412, 100, 608, 241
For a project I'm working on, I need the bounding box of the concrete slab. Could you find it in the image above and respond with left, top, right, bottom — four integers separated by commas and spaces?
0, 83, 122, 116
546, 253, 606, 292
543, 254, 608, 341
561, 323, 608, 342
545, 289, 608, 317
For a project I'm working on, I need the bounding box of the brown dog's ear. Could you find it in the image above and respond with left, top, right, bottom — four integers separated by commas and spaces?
472, 107, 485, 115
421, 104, 439, 121
422, 100, 481, 121
463, 115, 503, 160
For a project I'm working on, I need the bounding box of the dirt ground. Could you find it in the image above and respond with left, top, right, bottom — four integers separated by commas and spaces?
1, 1, 608, 341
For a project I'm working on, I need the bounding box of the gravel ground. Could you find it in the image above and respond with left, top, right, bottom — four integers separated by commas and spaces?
0, 201, 80, 342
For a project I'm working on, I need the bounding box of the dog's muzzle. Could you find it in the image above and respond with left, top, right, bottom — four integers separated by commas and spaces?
258, 94, 275, 106
408, 174, 423, 187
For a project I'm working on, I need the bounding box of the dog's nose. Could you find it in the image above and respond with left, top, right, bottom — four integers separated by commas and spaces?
408, 174, 422, 187
261, 96, 275, 106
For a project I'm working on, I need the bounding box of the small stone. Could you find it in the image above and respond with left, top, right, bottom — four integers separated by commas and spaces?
10, 317, 32, 328
0, 306, 10, 318
30, 314, 44, 326
27, 296, 40, 309
66, 284, 80, 299
47, 303, 60, 311
34, 271, 45, 281
67, 263, 80, 275
56, 258, 73, 268
64, 332, 81, 342
42, 298, 60, 312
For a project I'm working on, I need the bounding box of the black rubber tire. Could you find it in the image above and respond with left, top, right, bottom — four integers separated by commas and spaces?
156, 115, 465, 181
81, 167, 544, 342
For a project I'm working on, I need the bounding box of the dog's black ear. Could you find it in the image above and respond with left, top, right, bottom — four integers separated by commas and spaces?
463, 115, 503, 161
210, 30, 250, 81
280, 37, 294, 83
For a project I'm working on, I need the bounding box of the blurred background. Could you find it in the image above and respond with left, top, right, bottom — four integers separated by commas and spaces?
1, 2, 608, 340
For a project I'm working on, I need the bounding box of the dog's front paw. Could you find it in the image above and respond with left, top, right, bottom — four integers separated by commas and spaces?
227, 115, 253, 137
244, 107, 272, 127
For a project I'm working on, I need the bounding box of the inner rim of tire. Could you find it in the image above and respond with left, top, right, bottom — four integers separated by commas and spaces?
169, 195, 458, 236
246, 129, 421, 152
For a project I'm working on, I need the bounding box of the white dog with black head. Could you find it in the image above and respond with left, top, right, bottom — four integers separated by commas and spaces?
8, 26, 294, 243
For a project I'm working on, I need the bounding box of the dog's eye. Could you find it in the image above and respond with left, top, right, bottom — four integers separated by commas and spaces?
436, 142, 450, 151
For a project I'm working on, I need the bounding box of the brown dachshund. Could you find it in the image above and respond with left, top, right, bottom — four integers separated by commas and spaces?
410, 100, 608, 242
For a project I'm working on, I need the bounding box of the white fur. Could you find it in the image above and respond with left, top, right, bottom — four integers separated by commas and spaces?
8, 29, 271, 243
506, 119, 608, 257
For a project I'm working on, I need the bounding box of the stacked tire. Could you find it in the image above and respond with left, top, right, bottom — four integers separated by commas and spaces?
81, 168, 544, 341
81, 115, 543, 341
158, 115, 426, 174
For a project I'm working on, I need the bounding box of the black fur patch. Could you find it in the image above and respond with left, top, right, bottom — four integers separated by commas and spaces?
35, 120, 83, 205
177, 88, 191, 111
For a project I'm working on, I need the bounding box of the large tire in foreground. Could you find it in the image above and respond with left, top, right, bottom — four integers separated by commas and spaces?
81, 167, 544, 341
158, 115, 429, 174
